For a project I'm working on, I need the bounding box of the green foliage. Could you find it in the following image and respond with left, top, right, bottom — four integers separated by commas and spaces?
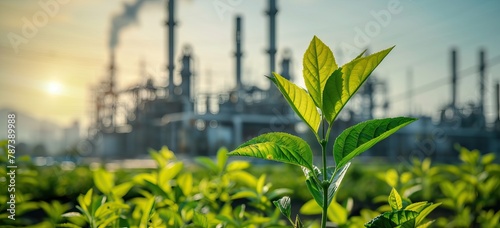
228, 132, 314, 171
228, 36, 415, 227
334, 117, 416, 169
364, 188, 440, 228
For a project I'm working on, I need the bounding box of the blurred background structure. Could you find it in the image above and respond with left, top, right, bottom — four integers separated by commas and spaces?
1, 0, 500, 162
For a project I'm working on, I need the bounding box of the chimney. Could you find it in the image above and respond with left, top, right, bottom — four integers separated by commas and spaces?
266, 0, 277, 75
166, 0, 176, 97
235, 16, 243, 93
451, 48, 457, 108
496, 82, 499, 122
479, 49, 486, 114
109, 51, 116, 94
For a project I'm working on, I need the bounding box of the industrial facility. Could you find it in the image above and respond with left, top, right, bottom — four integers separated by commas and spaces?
87, 0, 500, 162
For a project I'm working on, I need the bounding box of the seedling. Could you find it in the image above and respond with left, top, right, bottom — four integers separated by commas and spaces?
228, 36, 416, 227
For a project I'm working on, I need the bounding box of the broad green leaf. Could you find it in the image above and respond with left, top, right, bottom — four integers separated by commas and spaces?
303, 163, 350, 208
256, 174, 267, 195
323, 46, 394, 123
302, 166, 323, 208
217, 147, 228, 173
326, 163, 350, 207
227, 170, 258, 187
193, 212, 209, 228
389, 188, 403, 210
228, 132, 314, 171
273, 196, 292, 220
111, 182, 133, 199
93, 169, 114, 195
177, 173, 193, 196
231, 190, 258, 200
299, 199, 322, 215
334, 117, 416, 168
227, 160, 250, 171
417, 220, 435, 228
322, 68, 343, 124
140, 197, 156, 227
415, 202, 441, 225
327, 199, 348, 225
365, 210, 418, 227
269, 72, 321, 134
303, 36, 337, 109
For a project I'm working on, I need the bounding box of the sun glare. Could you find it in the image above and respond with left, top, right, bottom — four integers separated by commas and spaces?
47, 81, 62, 95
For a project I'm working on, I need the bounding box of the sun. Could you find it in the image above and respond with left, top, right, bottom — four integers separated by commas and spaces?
46, 81, 62, 95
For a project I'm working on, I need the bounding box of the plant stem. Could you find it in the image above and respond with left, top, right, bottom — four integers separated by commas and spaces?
320, 128, 328, 228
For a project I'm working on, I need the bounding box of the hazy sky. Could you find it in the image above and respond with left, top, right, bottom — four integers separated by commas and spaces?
1, 0, 500, 129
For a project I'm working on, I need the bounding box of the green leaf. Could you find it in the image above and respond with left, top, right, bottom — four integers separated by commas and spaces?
415, 202, 441, 225
140, 197, 156, 227
302, 166, 323, 208
231, 190, 258, 200
389, 188, 403, 210
227, 161, 250, 171
217, 147, 229, 173
365, 210, 418, 227
303, 163, 350, 209
256, 174, 267, 195
93, 169, 114, 195
327, 199, 348, 225
303, 35, 337, 109
269, 72, 321, 134
322, 68, 343, 124
273, 196, 292, 220
323, 46, 394, 123
228, 132, 314, 171
159, 162, 183, 184
299, 199, 322, 215
334, 117, 416, 168
111, 182, 133, 199
177, 173, 193, 196
193, 212, 209, 228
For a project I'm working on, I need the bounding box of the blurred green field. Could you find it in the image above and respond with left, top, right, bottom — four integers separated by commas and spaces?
0, 142, 499, 227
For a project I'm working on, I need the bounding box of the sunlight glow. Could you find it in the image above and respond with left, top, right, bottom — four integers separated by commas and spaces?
46, 81, 63, 95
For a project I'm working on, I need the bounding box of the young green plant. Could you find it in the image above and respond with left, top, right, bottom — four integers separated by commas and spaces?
228, 36, 416, 227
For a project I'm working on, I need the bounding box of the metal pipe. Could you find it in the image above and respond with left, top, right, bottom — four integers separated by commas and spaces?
451, 48, 457, 108
266, 0, 277, 76
479, 49, 486, 114
235, 16, 243, 92
166, 0, 176, 97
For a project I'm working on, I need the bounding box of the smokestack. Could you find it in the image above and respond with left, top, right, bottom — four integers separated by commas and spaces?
451, 48, 457, 108
166, 0, 176, 97
235, 16, 243, 93
496, 82, 499, 121
266, 0, 277, 76
407, 68, 413, 115
109, 51, 116, 93
479, 49, 486, 114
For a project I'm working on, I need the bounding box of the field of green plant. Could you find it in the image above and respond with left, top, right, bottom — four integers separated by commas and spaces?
0, 142, 499, 227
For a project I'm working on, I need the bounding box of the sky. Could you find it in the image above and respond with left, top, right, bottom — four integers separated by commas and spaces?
1, 0, 500, 131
